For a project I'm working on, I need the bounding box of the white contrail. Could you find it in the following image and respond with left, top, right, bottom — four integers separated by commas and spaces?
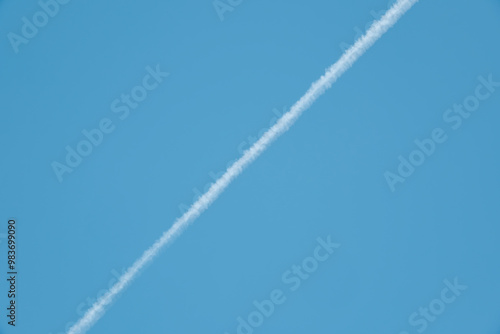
67, 0, 418, 332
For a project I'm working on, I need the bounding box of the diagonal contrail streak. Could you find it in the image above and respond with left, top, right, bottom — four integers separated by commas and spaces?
68, 0, 419, 332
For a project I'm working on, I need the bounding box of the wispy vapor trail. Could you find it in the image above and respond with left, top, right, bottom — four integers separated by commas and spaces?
68, 0, 418, 332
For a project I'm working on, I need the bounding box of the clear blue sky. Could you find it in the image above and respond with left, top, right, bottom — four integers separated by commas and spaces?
1, 0, 500, 333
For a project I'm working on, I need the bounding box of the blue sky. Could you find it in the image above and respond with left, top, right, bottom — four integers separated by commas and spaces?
1, 0, 500, 333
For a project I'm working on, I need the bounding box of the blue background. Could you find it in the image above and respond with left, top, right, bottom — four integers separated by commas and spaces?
1, 0, 500, 333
